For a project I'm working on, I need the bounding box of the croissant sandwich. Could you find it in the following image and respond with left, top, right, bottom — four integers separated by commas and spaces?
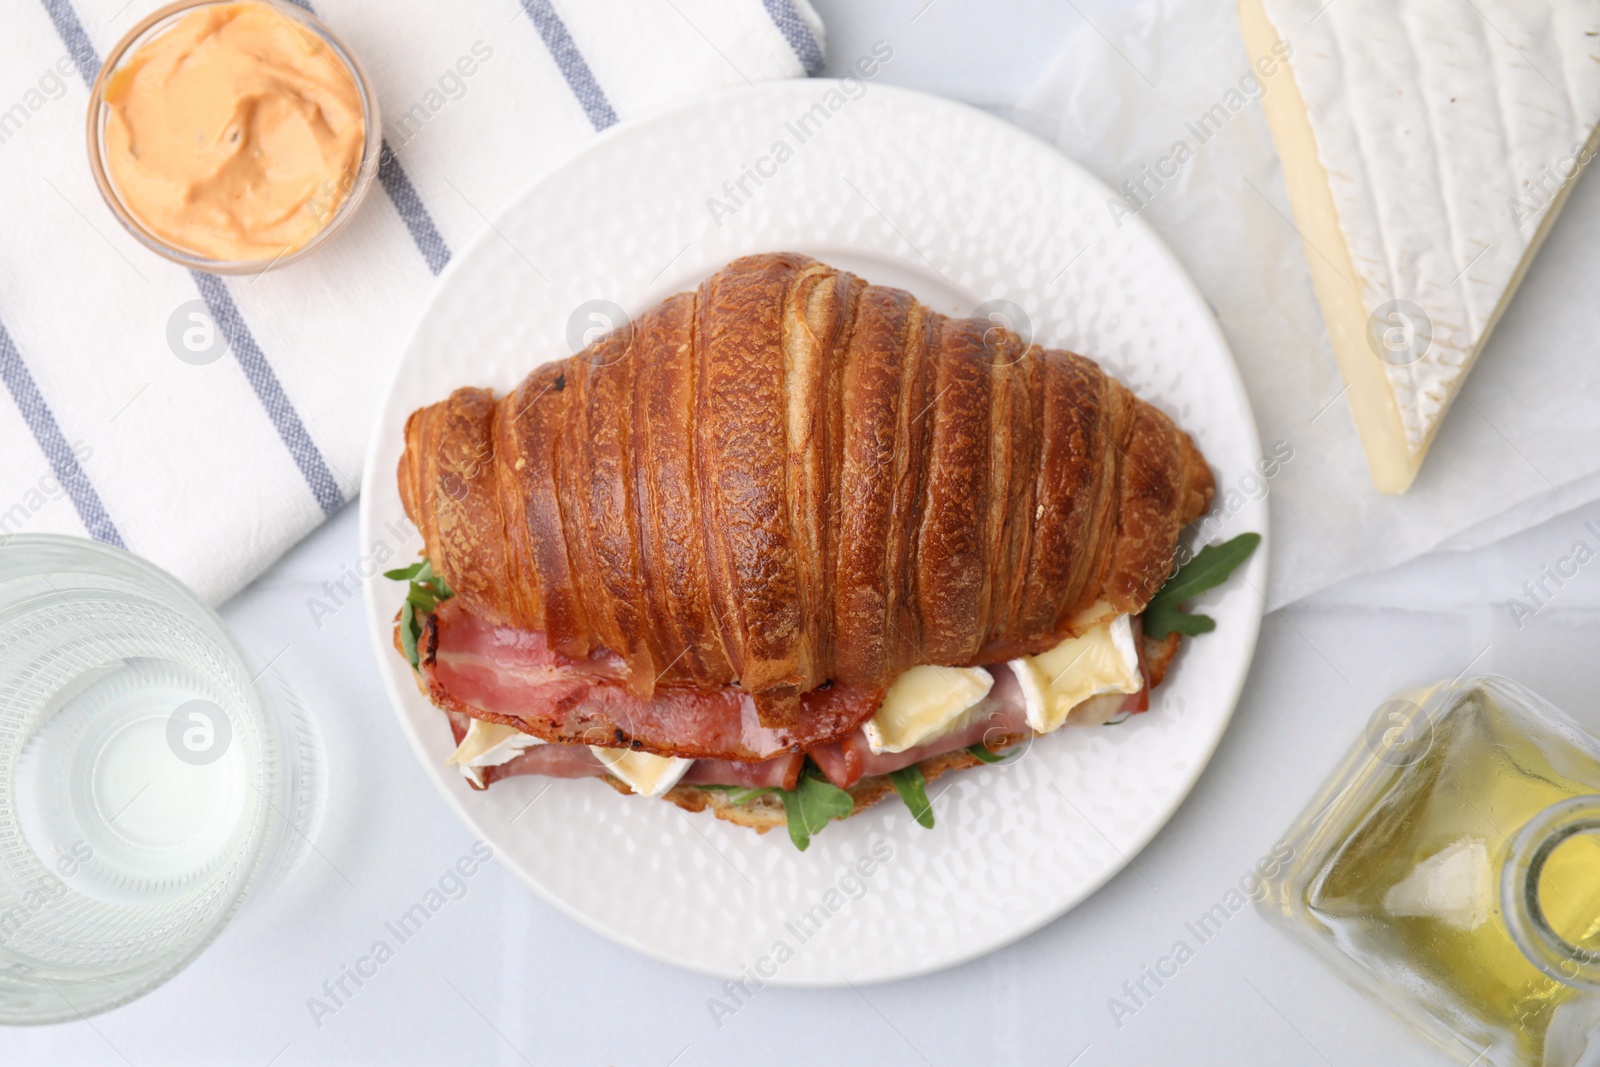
391, 253, 1255, 849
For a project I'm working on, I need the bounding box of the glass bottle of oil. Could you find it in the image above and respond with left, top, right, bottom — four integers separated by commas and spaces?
1260, 676, 1600, 1067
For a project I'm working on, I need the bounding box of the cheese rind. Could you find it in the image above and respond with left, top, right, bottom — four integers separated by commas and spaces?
1240, 0, 1600, 493
1007, 616, 1143, 734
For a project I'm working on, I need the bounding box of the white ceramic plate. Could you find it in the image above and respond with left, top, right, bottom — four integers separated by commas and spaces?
360, 81, 1267, 986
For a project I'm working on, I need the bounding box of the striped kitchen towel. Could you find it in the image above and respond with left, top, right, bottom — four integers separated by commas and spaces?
0, 0, 824, 603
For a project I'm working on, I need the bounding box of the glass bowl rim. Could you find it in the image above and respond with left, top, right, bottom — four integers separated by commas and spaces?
83, 0, 382, 276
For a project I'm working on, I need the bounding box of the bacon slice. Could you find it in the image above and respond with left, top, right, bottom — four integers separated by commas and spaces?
420, 600, 880, 762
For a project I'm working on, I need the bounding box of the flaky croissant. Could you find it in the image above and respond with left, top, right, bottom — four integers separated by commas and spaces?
398, 253, 1214, 728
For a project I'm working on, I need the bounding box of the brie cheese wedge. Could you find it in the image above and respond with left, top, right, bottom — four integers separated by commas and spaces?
863, 664, 994, 754
1239, 0, 1600, 493
1008, 615, 1143, 734
447, 718, 544, 788
589, 746, 694, 798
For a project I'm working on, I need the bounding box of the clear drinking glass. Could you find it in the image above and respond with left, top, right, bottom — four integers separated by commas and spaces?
1259, 676, 1600, 1067
0, 535, 323, 1024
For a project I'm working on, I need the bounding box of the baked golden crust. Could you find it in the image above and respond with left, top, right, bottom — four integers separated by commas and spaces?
399, 253, 1214, 725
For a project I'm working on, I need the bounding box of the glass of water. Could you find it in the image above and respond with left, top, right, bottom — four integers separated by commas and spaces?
0, 535, 323, 1024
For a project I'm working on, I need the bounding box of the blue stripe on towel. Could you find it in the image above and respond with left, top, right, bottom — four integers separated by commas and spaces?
517, 0, 619, 130
279, 0, 453, 274
40, 0, 348, 518
191, 274, 346, 517
0, 317, 125, 547
763, 0, 824, 75
40, 0, 100, 86
377, 143, 451, 274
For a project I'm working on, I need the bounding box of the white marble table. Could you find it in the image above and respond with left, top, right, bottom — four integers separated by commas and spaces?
7, 3, 1595, 1064
22, 495, 1600, 1066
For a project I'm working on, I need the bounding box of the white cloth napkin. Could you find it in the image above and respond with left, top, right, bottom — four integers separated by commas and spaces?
1014, 0, 1600, 607
0, 0, 823, 604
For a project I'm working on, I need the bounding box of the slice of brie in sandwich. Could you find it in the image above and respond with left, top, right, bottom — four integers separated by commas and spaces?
447, 718, 544, 788
1008, 614, 1143, 732
588, 747, 694, 798
1239, 0, 1600, 493
864, 664, 995, 753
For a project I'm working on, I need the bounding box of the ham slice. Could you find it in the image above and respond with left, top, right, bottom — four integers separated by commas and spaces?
430, 602, 1158, 792
420, 600, 881, 762
681, 754, 804, 790
443, 708, 804, 791
488, 743, 609, 782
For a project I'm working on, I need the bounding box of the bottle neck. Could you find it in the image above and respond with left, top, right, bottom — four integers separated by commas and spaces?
1502, 795, 1600, 991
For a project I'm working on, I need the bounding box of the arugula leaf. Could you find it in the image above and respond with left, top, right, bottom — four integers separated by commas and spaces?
1149, 532, 1260, 608
1144, 609, 1216, 638
888, 765, 935, 829
692, 785, 778, 806
1143, 533, 1260, 640
968, 741, 1015, 765
399, 600, 419, 667
779, 763, 855, 851
390, 557, 453, 668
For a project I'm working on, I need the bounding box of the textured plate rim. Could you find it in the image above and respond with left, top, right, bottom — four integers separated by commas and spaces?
359, 80, 1268, 986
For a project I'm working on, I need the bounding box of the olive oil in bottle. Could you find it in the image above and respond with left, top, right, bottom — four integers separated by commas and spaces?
1261, 677, 1600, 1067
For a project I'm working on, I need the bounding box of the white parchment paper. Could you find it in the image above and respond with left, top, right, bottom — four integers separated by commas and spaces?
1013, 0, 1600, 606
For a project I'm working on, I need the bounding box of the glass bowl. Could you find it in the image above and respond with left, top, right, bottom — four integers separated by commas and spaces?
84, 0, 381, 275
